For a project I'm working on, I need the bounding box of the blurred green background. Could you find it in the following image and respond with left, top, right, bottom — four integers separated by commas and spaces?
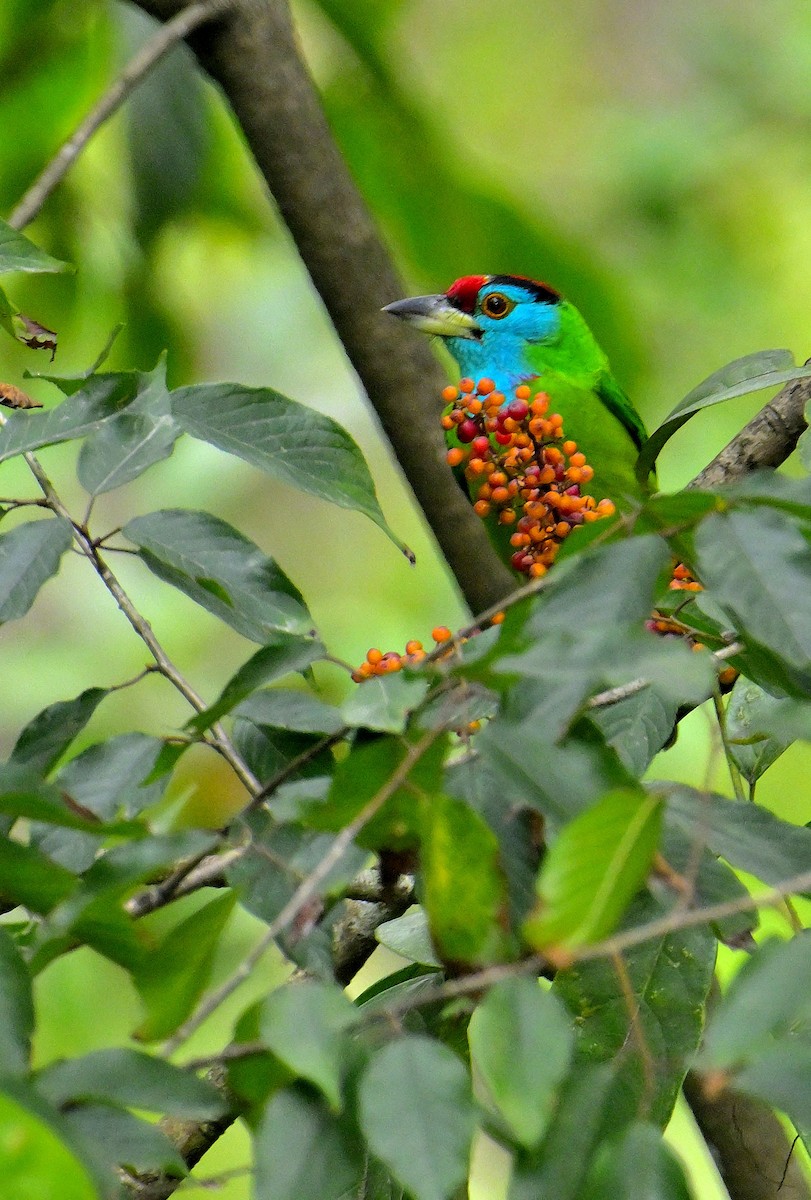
2, 0, 811, 1194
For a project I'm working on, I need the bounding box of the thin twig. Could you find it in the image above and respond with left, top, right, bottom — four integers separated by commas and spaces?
161, 730, 440, 1054
586, 642, 744, 711
17, 444, 258, 794
7, 0, 237, 232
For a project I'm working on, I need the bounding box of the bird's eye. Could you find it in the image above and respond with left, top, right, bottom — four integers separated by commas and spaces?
481, 292, 513, 319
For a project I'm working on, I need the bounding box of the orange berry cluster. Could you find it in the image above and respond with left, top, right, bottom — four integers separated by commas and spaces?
350, 614, 506, 685
669, 562, 702, 593
441, 378, 616, 579
350, 628, 449, 684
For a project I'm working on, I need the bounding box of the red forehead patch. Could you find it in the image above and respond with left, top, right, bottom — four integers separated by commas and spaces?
446, 275, 489, 314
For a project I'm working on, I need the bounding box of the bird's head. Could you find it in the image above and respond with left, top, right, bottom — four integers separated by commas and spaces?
383, 274, 562, 391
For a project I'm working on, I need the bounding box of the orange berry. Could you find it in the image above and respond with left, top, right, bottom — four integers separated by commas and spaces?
531, 394, 549, 415
446, 447, 465, 467
405, 639, 423, 654
441, 415, 454, 430
529, 562, 547, 578
442, 385, 458, 402
498, 509, 516, 524
432, 626, 452, 643
468, 457, 486, 475
563, 440, 577, 455
579, 465, 594, 482
477, 378, 496, 395
460, 378, 475, 393
491, 611, 506, 624
555, 521, 570, 538
473, 499, 491, 517
467, 398, 483, 415
570, 452, 586, 468
366, 648, 383, 665
491, 486, 509, 503
515, 385, 531, 400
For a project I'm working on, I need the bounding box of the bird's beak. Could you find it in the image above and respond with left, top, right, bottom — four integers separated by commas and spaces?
383, 294, 481, 340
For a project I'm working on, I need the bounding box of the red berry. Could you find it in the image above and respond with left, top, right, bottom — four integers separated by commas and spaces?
507, 399, 529, 421
457, 419, 479, 443
472, 436, 490, 456
495, 431, 512, 445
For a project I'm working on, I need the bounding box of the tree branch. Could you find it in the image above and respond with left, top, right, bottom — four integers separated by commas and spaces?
126, 0, 512, 615
689, 368, 811, 490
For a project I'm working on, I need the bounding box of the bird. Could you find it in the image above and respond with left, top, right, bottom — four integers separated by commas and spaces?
384, 274, 649, 514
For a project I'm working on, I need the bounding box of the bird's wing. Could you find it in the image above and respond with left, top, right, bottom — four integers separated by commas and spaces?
595, 371, 647, 452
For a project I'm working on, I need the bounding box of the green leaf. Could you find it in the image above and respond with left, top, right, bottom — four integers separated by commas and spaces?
492, 537, 673, 738
698, 935, 811, 1070
510, 1063, 619, 1200
733, 1042, 811, 1144
695, 508, 811, 695
421, 792, 511, 965
468, 978, 573, 1149
0, 373, 140, 463
0, 219, 73, 275
37, 1049, 223, 1118
187, 633, 325, 732
10, 687, 107, 775
583, 1122, 692, 1200
474, 718, 636, 834
342, 672, 430, 733
227, 1001, 295, 1108
636, 350, 811, 483
55, 734, 168, 821
77, 396, 180, 494
0, 518, 72, 622
132, 891, 236, 1041
663, 784, 811, 888
524, 789, 662, 952
233, 688, 343, 734
358, 1037, 477, 1200
0, 1077, 105, 1200
553, 905, 716, 1126
725, 678, 795, 784
227, 812, 367, 931
0, 771, 143, 837
307, 734, 446, 850
124, 508, 311, 640
0, 1087, 96, 1200
259, 981, 358, 1110
375, 906, 441, 967
233, 718, 332, 791
171, 382, 409, 556
254, 1087, 362, 1200
659, 825, 756, 945
60, 1103, 186, 1184
590, 690, 679, 777
0, 927, 34, 1075
0, 836, 76, 914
